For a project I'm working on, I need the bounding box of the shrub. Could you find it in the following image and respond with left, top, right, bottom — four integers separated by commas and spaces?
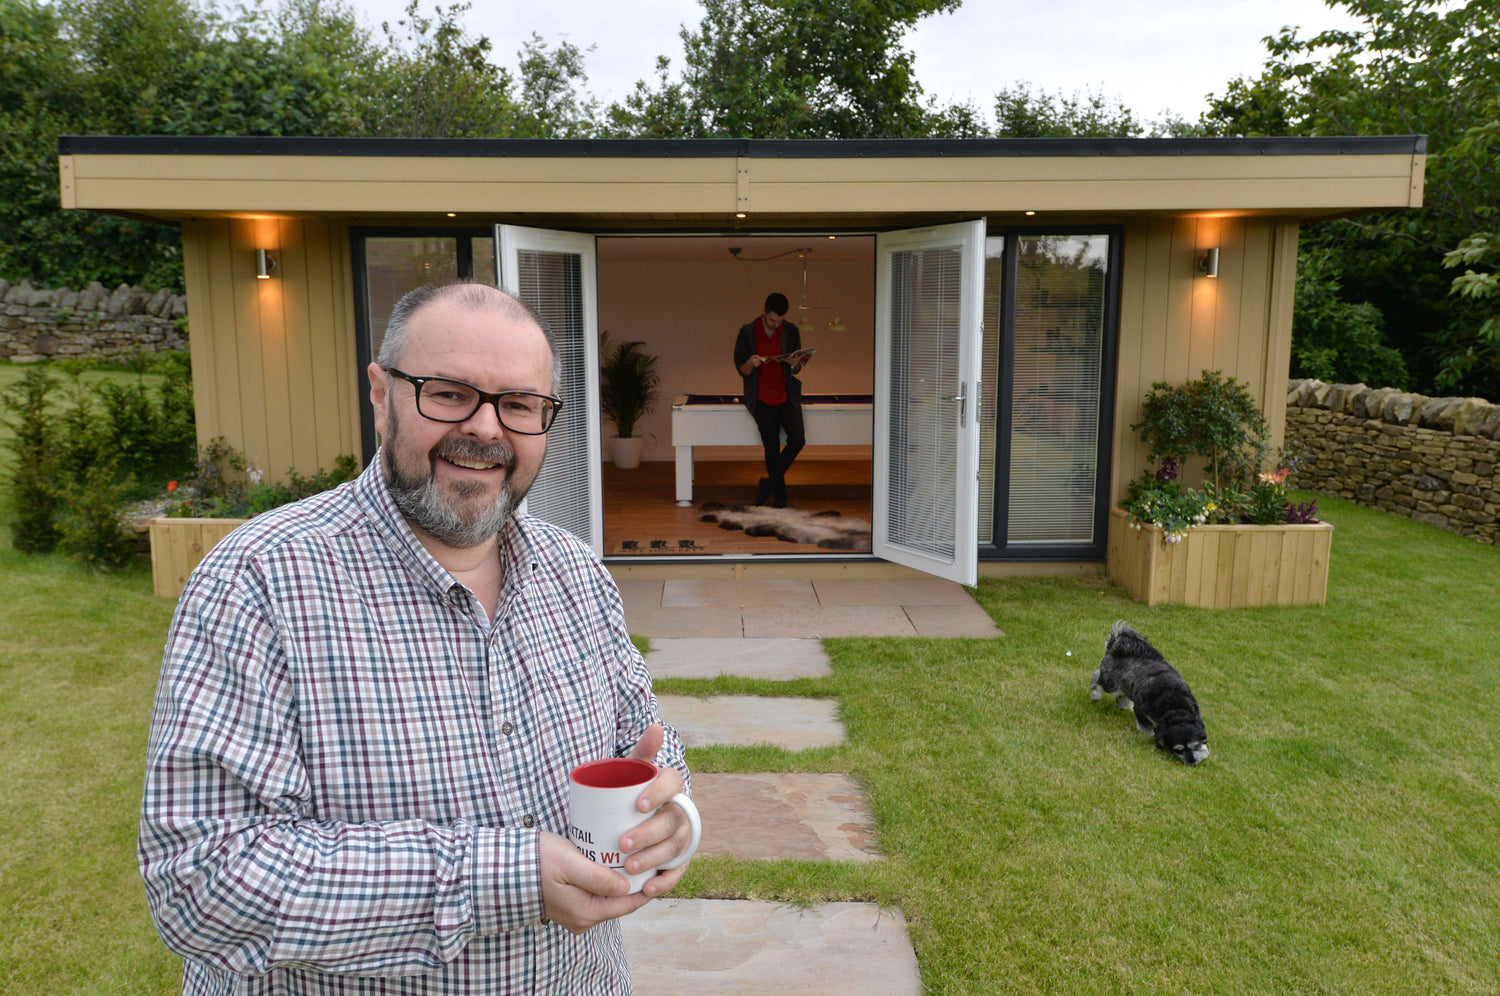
2, 366, 63, 553
163, 441, 358, 518
1132, 369, 1269, 492
59, 462, 137, 572
1123, 371, 1316, 536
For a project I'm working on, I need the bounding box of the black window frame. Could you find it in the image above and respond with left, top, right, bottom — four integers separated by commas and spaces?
980, 224, 1123, 562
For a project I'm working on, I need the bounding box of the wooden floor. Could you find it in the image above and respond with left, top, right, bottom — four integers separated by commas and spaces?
602, 459, 873, 557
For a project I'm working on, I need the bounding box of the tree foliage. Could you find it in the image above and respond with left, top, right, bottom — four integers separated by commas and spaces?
607, 0, 962, 138
362, 1, 520, 138
1204, 0, 1500, 399
992, 82, 1146, 138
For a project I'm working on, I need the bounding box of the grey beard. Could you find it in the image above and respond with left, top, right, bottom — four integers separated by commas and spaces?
384, 437, 526, 549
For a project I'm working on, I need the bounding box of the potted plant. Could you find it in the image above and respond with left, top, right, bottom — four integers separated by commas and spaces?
1109, 370, 1333, 608
598, 331, 661, 469
148, 440, 358, 597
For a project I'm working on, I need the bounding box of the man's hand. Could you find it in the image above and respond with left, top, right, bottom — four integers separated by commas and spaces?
539, 833, 649, 934
621, 724, 695, 897
540, 724, 695, 932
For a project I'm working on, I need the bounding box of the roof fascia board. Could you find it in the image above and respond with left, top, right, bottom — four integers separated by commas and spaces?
58, 134, 1428, 159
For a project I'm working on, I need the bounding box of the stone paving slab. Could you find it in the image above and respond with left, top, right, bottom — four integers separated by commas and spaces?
658, 694, 844, 750
811, 577, 977, 606
622, 900, 921, 995
645, 638, 832, 679
904, 602, 1005, 638
623, 606, 746, 639
742, 604, 916, 638
692, 773, 880, 862
662, 578, 815, 607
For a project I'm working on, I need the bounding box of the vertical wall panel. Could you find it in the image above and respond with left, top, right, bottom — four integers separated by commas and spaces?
278, 217, 319, 475
181, 217, 364, 484
1262, 221, 1301, 451
254, 217, 294, 479
1109, 215, 1303, 503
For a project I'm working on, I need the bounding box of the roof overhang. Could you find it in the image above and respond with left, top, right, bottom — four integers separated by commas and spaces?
58, 135, 1427, 227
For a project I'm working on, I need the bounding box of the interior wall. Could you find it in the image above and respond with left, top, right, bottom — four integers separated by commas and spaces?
596, 237, 877, 463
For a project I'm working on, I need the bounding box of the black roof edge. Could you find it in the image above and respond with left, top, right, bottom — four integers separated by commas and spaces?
59, 134, 1427, 158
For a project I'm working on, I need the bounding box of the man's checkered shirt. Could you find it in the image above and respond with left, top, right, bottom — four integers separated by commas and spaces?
139, 458, 688, 993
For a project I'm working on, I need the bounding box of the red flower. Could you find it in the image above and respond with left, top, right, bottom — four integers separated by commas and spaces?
167, 481, 179, 492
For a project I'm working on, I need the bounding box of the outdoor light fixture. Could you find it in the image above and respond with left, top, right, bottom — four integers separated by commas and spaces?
255, 248, 277, 280
1197, 247, 1220, 278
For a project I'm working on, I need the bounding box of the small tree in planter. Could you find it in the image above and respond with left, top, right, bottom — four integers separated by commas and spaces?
598, 331, 660, 469
1123, 369, 1317, 535
1112, 370, 1330, 608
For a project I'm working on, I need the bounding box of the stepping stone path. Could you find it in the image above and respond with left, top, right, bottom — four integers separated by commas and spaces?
622, 900, 921, 995
629, 636, 921, 994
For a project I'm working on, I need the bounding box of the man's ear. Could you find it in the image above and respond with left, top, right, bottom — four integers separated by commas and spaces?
369, 362, 390, 438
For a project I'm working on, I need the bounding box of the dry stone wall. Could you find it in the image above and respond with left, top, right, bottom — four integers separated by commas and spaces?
1285, 379, 1500, 546
0, 278, 188, 362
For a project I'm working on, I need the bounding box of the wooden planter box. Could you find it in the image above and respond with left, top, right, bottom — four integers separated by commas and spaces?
147, 517, 248, 598
1107, 507, 1333, 608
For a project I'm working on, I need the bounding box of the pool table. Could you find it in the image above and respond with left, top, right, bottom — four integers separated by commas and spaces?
670, 393, 873, 505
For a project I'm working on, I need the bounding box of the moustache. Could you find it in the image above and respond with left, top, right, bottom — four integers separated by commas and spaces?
433, 436, 518, 473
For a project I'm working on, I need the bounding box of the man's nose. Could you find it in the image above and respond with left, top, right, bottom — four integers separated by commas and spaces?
459, 398, 509, 438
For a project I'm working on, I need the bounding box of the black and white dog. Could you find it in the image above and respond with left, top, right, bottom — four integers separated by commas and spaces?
1090, 621, 1210, 765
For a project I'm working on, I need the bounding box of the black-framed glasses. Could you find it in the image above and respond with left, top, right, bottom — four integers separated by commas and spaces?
384, 368, 563, 435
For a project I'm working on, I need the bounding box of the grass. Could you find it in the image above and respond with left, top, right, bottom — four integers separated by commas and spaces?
2, 494, 1497, 992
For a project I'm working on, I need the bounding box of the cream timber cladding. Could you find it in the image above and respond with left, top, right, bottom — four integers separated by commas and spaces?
1110, 215, 1298, 502
60, 138, 1424, 221
180, 216, 360, 480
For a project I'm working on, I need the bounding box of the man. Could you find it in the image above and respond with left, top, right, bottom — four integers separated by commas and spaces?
733, 292, 813, 507
140, 282, 694, 994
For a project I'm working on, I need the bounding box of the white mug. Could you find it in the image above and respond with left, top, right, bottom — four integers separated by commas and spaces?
567, 757, 702, 894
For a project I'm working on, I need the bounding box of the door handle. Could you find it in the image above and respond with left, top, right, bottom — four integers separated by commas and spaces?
943, 383, 968, 426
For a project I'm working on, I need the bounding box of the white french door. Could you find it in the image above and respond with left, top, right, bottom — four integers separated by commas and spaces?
494, 224, 603, 555
873, 220, 985, 585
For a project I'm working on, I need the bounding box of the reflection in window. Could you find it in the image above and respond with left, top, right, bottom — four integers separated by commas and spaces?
1007, 234, 1109, 545
364, 237, 458, 360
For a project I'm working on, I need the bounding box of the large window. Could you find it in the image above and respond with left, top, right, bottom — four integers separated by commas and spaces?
353, 230, 499, 461
979, 230, 1119, 559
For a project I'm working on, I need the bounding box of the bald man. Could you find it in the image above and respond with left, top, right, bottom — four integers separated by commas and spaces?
140, 282, 693, 994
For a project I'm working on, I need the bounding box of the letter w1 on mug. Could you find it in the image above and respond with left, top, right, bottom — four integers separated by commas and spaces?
567, 757, 702, 894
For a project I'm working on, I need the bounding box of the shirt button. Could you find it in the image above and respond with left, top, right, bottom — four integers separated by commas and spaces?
522, 814, 535, 828
501, 721, 514, 735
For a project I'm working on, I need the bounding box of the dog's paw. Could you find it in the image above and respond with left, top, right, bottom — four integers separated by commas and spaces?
1088, 674, 1104, 701
1114, 695, 1134, 711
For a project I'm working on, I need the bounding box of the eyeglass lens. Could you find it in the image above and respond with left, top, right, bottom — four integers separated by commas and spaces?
416, 378, 557, 433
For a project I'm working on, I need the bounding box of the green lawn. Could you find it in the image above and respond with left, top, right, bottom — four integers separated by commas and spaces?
2, 494, 1497, 992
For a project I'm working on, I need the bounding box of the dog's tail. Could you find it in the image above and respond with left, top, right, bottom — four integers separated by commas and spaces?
1106, 620, 1157, 658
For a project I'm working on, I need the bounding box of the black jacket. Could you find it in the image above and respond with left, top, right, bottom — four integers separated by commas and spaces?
733, 319, 802, 416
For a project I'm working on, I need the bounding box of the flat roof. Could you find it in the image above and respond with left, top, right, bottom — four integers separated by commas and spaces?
59, 134, 1427, 224
59, 134, 1427, 159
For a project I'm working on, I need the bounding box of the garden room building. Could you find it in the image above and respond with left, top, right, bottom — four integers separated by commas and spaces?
58, 135, 1426, 585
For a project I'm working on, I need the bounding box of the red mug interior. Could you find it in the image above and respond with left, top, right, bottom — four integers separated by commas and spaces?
570, 757, 658, 790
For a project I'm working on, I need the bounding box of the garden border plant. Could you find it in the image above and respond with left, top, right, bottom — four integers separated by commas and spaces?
1121, 369, 1319, 542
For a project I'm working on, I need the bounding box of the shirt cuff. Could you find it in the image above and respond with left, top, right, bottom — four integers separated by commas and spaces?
470, 827, 544, 934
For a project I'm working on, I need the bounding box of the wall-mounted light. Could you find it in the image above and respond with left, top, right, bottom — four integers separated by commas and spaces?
255, 248, 277, 280
1196, 247, 1219, 278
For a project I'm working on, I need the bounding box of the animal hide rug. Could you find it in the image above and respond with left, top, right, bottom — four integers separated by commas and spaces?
698, 502, 872, 551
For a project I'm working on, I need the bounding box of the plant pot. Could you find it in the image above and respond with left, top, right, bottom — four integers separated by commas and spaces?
1107, 507, 1333, 608
148, 517, 248, 598
609, 436, 645, 469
